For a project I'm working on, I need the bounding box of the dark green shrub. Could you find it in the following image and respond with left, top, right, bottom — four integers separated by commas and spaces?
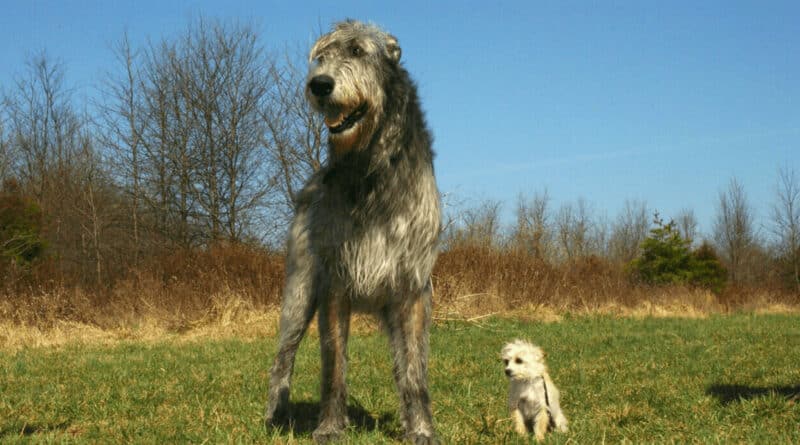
0, 179, 47, 265
629, 214, 727, 292
689, 241, 727, 293
629, 216, 692, 285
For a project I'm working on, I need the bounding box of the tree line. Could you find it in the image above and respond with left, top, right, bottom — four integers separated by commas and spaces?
1, 17, 798, 296
444, 173, 800, 293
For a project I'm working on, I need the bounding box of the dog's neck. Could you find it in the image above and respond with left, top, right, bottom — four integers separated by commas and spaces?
511, 375, 545, 385
322, 73, 433, 213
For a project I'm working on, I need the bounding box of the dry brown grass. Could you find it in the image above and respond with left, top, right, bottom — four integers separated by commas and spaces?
2, 243, 798, 349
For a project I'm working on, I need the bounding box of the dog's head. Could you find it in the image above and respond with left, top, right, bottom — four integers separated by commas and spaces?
306, 20, 401, 156
501, 339, 547, 381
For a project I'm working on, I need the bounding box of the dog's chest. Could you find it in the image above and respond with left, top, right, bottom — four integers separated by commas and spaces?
509, 379, 548, 414
310, 174, 439, 300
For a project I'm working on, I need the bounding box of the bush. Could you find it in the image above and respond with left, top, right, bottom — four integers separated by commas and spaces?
0, 179, 46, 265
689, 242, 727, 293
629, 217, 692, 285
629, 215, 727, 292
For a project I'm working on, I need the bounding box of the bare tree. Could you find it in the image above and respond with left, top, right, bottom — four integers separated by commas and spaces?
446, 199, 503, 248
609, 199, 649, 262
5, 53, 86, 264
770, 166, 800, 290
591, 213, 611, 258
4, 52, 127, 285
100, 18, 278, 247
4, 53, 83, 206
512, 190, 553, 260
130, 39, 190, 245
98, 32, 146, 264
555, 198, 593, 260
713, 177, 757, 284
201, 21, 272, 241
0, 112, 12, 181
262, 48, 326, 225
74, 134, 112, 284
174, 19, 276, 243
674, 208, 699, 246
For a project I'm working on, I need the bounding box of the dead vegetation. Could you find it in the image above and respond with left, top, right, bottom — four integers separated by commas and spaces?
2, 243, 798, 349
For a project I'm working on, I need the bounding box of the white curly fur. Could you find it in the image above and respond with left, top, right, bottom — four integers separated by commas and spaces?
501, 339, 568, 441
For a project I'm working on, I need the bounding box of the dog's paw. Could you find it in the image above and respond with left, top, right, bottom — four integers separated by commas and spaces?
264, 404, 287, 427
406, 432, 439, 445
264, 388, 290, 428
312, 422, 346, 444
554, 414, 569, 433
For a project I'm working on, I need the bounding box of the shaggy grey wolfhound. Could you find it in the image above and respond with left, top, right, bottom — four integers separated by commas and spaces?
265, 20, 441, 444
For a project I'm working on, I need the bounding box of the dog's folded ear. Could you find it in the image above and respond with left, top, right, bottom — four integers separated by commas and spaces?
386, 34, 401, 63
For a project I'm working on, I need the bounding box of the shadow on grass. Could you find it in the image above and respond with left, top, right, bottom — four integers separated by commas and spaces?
268, 400, 400, 439
707, 384, 800, 405
0, 422, 71, 438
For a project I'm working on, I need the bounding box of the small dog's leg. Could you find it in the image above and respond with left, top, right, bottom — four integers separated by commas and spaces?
313, 292, 351, 443
545, 374, 569, 432
533, 408, 549, 442
511, 408, 528, 435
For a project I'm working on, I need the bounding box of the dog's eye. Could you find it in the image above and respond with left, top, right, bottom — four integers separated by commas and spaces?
351, 45, 363, 57
316, 55, 325, 64
515, 358, 523, 364
503, 359, 508, 365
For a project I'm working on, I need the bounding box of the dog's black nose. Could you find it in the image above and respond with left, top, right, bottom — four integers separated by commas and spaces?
309, 75, 335, 97
505, 369, 512, 377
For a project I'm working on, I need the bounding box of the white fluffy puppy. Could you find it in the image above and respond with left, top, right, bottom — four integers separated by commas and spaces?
501, 339, 568, 441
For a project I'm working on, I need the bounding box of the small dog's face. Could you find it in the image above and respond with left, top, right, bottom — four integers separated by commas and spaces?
501, 339, 546, 380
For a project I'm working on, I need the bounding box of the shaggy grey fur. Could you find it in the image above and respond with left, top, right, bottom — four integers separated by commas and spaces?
265, 20, 441, 444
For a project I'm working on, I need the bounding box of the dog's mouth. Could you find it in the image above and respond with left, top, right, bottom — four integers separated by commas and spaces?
325, 103, 368, 134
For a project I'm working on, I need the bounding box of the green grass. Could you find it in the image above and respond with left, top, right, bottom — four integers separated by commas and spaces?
1, 314, 799, 443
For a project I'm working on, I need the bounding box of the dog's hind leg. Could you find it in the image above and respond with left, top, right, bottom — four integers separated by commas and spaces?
313, 290, 351, 443
545, 374, 569, 432
385, 283, 437, 444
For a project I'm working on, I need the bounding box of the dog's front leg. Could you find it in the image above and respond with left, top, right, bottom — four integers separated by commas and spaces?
313, 291, 351, 443
265, 212, 318, 427
533, 408, 549, 442
511, 408, 528, 435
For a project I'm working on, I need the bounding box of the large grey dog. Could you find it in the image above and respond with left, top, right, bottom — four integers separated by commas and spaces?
265, 20, 441, 444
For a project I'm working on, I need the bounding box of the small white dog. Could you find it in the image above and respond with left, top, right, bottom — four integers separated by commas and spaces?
501, 339, 568, 441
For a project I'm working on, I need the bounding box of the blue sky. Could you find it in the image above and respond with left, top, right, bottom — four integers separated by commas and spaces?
1, 1, 798, 237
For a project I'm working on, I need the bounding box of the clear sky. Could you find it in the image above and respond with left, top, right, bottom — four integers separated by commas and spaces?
1, 1, 798, 238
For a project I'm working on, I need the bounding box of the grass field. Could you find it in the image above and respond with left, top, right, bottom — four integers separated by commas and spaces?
1, 314, 799, 444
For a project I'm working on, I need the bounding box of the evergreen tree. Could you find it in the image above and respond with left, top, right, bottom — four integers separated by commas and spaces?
630, 213, 726, 292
